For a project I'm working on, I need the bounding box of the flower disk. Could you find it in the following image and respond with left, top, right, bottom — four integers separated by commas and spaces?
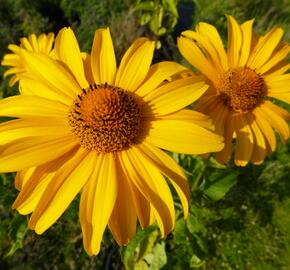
68, 83, 141, 153
216, 67, 266, 112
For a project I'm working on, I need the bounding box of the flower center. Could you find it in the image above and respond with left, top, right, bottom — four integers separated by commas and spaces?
68, 83, 141, 153
216, 67, 266, 112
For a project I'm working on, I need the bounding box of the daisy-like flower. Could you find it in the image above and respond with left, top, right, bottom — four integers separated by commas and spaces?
0, 27, 224, 255
1, 33, 55, 86
178, 15, 290, 166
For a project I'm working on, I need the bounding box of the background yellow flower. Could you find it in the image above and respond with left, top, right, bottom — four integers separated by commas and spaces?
178, 15, 290, 166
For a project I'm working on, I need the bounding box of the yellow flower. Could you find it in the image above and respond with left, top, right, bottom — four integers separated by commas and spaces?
0, 27, 224, 255
1, 33, 55, 86
178, 15, 290, 166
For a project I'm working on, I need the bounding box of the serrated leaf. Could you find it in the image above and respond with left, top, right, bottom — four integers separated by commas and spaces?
203, 171, 238, 201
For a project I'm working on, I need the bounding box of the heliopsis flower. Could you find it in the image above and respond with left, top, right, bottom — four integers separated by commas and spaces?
0, 27, 224, 255
1, 33, 55, 86
178, 15, 290, 166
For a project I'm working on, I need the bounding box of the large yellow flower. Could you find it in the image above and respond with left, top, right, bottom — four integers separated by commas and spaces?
178, 15, 290, 166
1, 33, 55, 86
0, 27, 224, 255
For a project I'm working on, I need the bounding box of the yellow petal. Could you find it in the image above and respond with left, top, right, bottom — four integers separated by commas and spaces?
135, 61, 187, 97
253, 109, 276, 153
21, 50, 80, 98
246, 114, 266, 164
136, 142, 190, 217
207, 101, 229, 135
263, 62, 290, 78
29, 149, 95, 234
20, 37, 33, 51
226, 15, 243, 68
215, 110, 235, 164
54, 27, 88, 89
91, 28, 117, 85
196, 22, 228, 71
159, 109, 213, 130
145, 118, 224, 154
15, 167, 35, 190
81, 52, 94, 85
257, 102, 289, 143
115, 38, 155, 91
257, 43, 290, 74
120, 148, 175, 236
268, 92, 290, 104
80, 153, 117, 255
177, 35, 217, 82
28, 34, 39, 52
265, 74, 290, 93
0, 135, 77, 172
0, 95, 69, 118
19, 78, 72, 105
182, 30, 224, 72
44, 33, 55, 55
239, 19, 255, 67
114, 158, 151, 229
247, 27, 284, 69
108, 156, 137, 245
143, 76, 208, 116
234, 114, 254, 166
0, 118, 71, 145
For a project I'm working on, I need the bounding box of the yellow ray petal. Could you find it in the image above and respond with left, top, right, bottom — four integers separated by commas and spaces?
207, 101, 229, 135
120, 148, 175, 236
182, 30, 224, 72
0, 135, 77, 172
257, 102, 289, 142
80, 153, 117, 255
29, 149, 96, 234
108, 156, 137, 245
158, 109, 213, 130
257, 43, 290, 74
226, 15, 243, 68
268, 92, 290, 104
21, 50, 80, 98
115, 38, 155, 91
135, 143, 190, 217
116, 157, 151, 228
20, 37, 33, 51
54, 27, 88, 89
15, 167, 35, 190
91, 28, 117, 85
253, 109, 276, 154
234, 114, 254, 166
263, 62, 290, 78
0, 118, 71, 145
143, 76, 208, 116
246, 114, 266, 164
135, 61, 187, 97
81, 52, 94, 85
44, 33, 55, 55
196, 22, 228, 71
247, 27, 284, 69
13, 147, 79, 210
177, 35, 217, 82
0, 95, 69, 118
265, 74, 290, 93
28, 34, 39, 52
19, 78, 73, 105
239, 19, 255, 67
215, 110, 235, 164
145, 119, 224, 155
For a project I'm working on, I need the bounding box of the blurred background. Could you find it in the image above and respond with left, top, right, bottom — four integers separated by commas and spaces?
0, 0, 289, 269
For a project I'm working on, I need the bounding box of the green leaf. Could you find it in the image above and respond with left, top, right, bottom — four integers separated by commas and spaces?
173, 219, 187, 244
186, 214, 204, 234
203, 171, 239, 201
121, 225, 158, 270
190, 254, 204, 268
146, 242, 167, 270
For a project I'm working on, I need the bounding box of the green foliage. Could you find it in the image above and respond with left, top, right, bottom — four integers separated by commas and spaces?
0, 0, 290, 269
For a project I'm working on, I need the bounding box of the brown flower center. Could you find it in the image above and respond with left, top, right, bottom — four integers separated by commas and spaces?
68, 83, 141, 152
216, 67, 267, 112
